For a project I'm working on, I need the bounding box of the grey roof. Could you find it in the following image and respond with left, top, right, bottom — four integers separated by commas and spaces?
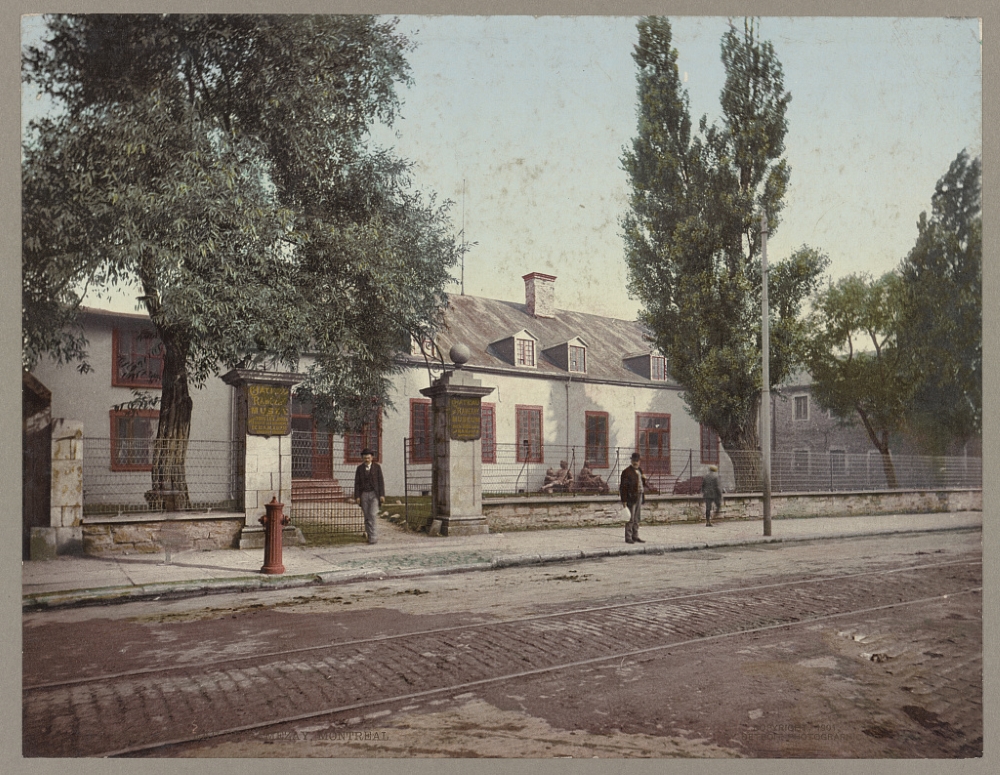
406, 293, 677, 387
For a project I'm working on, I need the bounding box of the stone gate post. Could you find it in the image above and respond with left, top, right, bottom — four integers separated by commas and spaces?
221, 369, 305, 548
419, 345, 494, 536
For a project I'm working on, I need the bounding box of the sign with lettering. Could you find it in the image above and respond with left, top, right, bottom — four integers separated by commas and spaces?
246, 383, 291, 437
449, 396, 482, 441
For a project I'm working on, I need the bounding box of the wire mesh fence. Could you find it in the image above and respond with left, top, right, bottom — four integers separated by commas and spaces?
402, 438, 433, 528
286, 429, 364, 538
467, 443, 982, 498
82, 438, 238, 515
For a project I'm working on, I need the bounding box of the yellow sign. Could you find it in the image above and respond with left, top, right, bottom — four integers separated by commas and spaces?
247, 383, 291, 437
449, 396, 482, 441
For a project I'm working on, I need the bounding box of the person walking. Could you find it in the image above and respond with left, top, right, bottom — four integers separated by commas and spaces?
353, 448, 385, 545
700, 464, 722, 526
619, 452, 648, 544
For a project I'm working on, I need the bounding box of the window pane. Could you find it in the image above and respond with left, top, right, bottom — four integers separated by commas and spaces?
516, 407, 542, 462
585, 413, 608, 467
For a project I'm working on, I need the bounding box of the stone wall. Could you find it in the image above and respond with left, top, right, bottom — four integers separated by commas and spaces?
82, 513, 244, 556
481, 489, 982, 532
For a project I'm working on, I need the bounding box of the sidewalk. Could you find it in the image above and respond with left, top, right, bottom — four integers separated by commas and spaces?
22, 511, 982, 610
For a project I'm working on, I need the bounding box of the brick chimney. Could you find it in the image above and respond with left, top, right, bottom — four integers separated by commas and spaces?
523, 272, 557, 318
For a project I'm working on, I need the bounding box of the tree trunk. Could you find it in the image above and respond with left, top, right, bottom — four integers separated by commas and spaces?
147, 328, 193, 512
856, 407, 899, 489
722, 422, 762, 494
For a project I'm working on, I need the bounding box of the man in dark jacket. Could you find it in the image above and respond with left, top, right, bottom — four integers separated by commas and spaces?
353, 448, 385, 545
700, 464, 722, 526
619, 452, 648, 544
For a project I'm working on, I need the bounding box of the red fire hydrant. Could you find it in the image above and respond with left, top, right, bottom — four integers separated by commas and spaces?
259, 496, 290, 574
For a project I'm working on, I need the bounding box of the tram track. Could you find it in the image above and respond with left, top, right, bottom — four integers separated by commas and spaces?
23, 557, 982, 757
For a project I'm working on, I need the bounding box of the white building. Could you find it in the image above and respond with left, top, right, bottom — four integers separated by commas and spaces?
30, 273, 727, 505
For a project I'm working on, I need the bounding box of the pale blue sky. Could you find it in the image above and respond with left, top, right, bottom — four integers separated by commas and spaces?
22, 14, 982, 320
375, 15, 982, 319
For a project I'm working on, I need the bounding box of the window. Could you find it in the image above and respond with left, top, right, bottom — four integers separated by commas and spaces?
700, 424, 720, 464
636, 413, 670, 473
110, 409, 158, 471
409, 399, 433, 464
112, 327, 164, 388
794, 395, 809, 421
344, 406, 382, 463
515, 338, 536, 367
585, 412, 609, 468
516, 406, 543, 463
481, 403, 496, 464
650, 355, 667, 382
569, 345, 586, 373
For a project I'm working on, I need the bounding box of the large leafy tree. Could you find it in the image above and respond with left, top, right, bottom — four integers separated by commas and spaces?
621, 17, 826, 490
804, 273, 911, 487
23, 15, 459, 509
896, 150, 982, 454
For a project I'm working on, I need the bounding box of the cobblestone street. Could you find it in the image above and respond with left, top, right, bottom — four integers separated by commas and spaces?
23, 530, 982, 758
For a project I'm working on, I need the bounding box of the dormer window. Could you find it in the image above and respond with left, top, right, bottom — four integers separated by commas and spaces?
624, 352, 668, 382
569, 345, 586, 373
491, 329, 539, 368
516, 337, 536, 367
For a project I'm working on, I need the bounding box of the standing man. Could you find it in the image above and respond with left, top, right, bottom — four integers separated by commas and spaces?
700, 464, 722, 527
619, 452, 647, 544
353, 448, 385, 545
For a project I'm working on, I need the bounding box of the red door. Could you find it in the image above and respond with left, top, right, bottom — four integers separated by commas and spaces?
291, 415, 333, 479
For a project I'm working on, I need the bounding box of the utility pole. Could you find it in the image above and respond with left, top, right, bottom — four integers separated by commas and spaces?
461, 179, 466, 295
760, 212, 772, 536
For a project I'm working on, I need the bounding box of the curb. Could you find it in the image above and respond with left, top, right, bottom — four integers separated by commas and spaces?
22, 523, 980, 611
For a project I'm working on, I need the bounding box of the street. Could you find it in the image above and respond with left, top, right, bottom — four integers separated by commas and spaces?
23, 529, 982, 758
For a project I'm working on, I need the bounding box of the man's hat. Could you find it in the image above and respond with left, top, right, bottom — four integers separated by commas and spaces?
361, 448, 375, 457
631, 452, 641, 461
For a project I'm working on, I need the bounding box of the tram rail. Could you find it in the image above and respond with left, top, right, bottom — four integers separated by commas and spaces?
23, 557, 982, 757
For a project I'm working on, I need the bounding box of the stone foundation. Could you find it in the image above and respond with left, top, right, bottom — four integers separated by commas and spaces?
481, 488, 982, 532
81, 512, 246, 556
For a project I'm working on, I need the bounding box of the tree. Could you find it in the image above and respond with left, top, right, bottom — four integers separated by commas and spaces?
896, 150, 982, 454
804, 273, 911, 488
23, 15, 459, 509
621, 17, 826, 490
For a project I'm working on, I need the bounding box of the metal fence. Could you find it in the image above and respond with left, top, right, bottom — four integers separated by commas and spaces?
287, 430, 364, 538
82, 438, 238, 515
402, 438, 433, 529
468, 443, 982, 498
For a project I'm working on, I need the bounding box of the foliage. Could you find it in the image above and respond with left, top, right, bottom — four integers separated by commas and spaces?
896, 150, 981, 453
23, 14, 459, 507
621, 17, 826, 488
804, 273, 911, 486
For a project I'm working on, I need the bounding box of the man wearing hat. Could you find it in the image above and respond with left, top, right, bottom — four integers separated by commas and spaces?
700, 464, 722, 526
353, 449, 385, 545
619, 452, 648, 544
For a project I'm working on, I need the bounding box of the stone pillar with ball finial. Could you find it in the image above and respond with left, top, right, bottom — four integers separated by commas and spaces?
419, 343, 495, 535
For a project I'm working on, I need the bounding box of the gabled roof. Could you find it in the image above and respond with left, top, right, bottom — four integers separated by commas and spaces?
406, 293, 677, 386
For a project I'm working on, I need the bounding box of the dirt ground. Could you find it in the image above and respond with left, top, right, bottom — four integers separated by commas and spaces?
25, 530, 983, 758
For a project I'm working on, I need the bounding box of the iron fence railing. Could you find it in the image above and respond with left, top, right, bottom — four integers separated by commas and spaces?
402, 438, 433, 528
473, 443, 982, 498
82, 438, 239, 515
287, 431, 364, 536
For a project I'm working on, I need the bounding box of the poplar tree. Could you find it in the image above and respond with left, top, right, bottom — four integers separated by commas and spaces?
897, 150, 982, 454
622, 17, 826, 489
23, 15, 459, 509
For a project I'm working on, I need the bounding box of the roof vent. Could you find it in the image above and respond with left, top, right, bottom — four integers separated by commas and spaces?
523, 272, 556, 318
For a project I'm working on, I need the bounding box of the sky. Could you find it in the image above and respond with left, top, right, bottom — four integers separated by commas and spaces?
21, 14, 983, 321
